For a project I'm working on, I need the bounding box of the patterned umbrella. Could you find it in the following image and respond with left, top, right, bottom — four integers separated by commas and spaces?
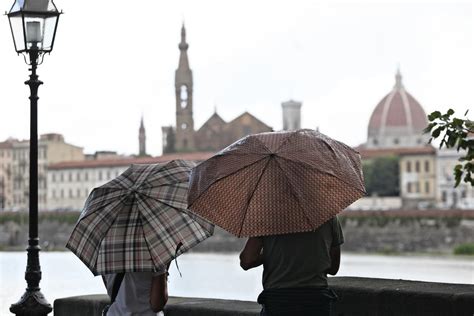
67, 159, 213, 276
188, 129, 366, 237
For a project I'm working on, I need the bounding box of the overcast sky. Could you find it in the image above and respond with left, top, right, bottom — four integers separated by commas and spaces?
0, 0, 472, 156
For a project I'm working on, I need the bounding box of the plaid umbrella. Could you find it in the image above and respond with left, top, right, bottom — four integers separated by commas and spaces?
188, 129, 366, 237
67, 159, 213, 276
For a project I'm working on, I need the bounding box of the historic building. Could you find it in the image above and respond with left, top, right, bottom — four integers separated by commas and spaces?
7, 134, 84, 211
162, 25, 272, 154
0, 140, 14, 210
282, 100, 302, 131
436, 148, 474, 209
138, 116, 147, 156
399, 148, 437, 208
47, 152, 213, 210
366, 70, 430, 149
354, 70, 473, 210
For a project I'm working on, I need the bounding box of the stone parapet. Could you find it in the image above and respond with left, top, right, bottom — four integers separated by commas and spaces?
53, 277, 474, 316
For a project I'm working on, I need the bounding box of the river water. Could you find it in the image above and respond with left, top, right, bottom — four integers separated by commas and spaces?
1, 252, 473, 314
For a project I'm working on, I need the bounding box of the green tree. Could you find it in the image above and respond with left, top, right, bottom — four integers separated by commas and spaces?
424, 109, 474, 187
363, 156, 400, 196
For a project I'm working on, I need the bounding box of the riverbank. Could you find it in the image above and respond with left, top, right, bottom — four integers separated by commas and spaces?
1, 209, 474, 254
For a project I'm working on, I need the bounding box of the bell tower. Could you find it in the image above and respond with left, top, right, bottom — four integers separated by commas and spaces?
175, 24, 195, 151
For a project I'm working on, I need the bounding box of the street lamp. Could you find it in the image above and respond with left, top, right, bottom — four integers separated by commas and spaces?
6, 0, 61, 315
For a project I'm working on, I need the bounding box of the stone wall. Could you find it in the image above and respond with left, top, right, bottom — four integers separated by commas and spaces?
1, 210, 473, 253
339, 210, 474, 253
53, 277, 474, 316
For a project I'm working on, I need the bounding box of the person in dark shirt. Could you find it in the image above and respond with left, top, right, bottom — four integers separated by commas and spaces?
240, 216, 344, 316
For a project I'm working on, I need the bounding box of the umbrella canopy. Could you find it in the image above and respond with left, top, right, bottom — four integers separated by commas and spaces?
67, 159, 213, 276
188, 129, 365, 237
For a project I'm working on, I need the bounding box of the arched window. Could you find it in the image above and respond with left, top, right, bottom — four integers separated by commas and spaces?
180, 85, 188, 108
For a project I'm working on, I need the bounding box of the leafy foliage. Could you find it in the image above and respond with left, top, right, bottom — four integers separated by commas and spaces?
363, 156, 400, 196
424, 109, 474, 187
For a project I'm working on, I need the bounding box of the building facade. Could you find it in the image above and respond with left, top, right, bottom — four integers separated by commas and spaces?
47, 152, 213, 210
10, 134, 84, 211
0, 140, 14, 210
399, 148, 437, 208
162, 25, 272, 154
436, 148, 474, 209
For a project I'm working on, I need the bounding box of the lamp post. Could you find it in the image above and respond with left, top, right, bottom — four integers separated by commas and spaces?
6, 1, 61, 315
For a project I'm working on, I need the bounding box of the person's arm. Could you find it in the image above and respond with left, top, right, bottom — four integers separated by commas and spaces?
239, 237, 264, 270
326, 245, 341, 275
149, 272, 168, 312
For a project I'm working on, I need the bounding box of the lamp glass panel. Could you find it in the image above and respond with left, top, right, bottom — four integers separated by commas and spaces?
9, 0, 24, 13
8, 15, 26, 52
23, 17, 45, 50
42, 15, 58, 51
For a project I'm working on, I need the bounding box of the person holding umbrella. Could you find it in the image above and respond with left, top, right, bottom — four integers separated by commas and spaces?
239, 216, 344, 315
67, 160, 214, 315
188, 130, 366, 316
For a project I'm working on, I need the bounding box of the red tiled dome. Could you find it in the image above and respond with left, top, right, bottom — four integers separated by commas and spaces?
368, 71, 428, 135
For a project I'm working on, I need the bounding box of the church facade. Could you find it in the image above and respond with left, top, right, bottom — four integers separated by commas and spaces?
162, 25, 273, 154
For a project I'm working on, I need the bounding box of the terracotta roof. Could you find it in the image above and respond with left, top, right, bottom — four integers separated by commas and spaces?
48, 152, 215, 170
356, 145, 435, 159
0, 141, 14, 149
368, 71, 427, 132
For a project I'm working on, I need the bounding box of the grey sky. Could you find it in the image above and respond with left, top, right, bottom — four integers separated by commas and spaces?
0, 0, 472, 156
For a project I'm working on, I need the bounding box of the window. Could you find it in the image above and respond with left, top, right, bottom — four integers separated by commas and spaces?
180, 85, 188, 108
441, 191, 447, 202
407, 182, 412, 193
52, 190, 56, 199
77, 173, 81, 181
425, 181, 430, 194
461, 190, 467, 199
99, 171, 103, 181
107, 170, 111, 179
424, 160, 430, 173
77, 188, 81, 198
373, 139, 378, 145
85, 189, 89, 197
415, 182, 420, 193
393, 138, 399, 145
60, 173, 64, 182
52, 174, 56, 182
69, 172, 72, 182
85, 172, 89, 181
415, 161, 420, 173
69, 189, 73, 198
406, 161, 412, 172
60, 189, 64, 198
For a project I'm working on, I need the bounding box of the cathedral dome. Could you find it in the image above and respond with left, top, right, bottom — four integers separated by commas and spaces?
367, 70, 429, 148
